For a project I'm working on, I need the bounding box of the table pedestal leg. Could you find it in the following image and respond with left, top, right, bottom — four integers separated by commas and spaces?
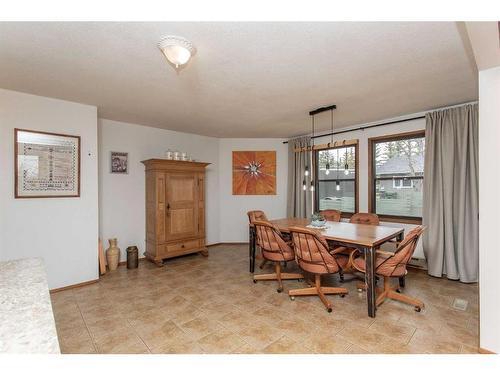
396, 231, 405, 288
249, 225, 256, 273
364, 246, 376, 318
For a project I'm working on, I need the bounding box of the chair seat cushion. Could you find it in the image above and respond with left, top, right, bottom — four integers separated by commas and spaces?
352, 252, 405, 277
262, 249, 295, 262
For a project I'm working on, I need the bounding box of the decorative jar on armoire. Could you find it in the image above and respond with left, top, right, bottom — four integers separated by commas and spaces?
141, 159, 210, 266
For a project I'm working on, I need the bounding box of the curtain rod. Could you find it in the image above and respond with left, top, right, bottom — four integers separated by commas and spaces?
282, 115, 425, 144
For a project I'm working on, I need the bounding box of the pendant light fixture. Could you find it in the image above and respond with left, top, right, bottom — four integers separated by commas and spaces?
336, 148, 340, 191
325, 108, 335, 176
344, 143, 349, 175
309, 114, 315, 192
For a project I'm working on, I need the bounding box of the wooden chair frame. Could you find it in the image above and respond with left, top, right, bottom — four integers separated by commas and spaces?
252, 220, 303, 293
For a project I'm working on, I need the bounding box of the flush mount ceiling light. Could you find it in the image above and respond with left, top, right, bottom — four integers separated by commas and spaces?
158, 35, 196, 69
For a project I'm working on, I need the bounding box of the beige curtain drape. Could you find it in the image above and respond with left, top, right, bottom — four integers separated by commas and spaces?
422, 104, 479, 283
287, 136, 313, 218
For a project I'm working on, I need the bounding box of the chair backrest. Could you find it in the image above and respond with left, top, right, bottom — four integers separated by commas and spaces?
253, 220, 294, 262
247, 210, 268, 225
320, 209, 341, 222
377, 226, 426, 277
289, 226, 340, 274
350, 213, 379, 226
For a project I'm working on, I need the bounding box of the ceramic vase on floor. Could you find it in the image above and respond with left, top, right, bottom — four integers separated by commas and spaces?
106, 238, 120, 271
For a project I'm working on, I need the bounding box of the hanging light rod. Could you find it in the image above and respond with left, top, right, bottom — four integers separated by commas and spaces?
283, 115, 425, 144
309, 104, 337, 116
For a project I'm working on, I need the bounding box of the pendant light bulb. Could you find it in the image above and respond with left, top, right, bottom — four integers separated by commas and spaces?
325, 162, 330, 175
344, 163, 349, 175
336, 180, 340, 191
302, 180, 307, 191
304, 166, 309, 177
310, 181, 315, 192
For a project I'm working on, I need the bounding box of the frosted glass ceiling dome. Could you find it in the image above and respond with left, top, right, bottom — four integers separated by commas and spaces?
158, 35, 196, 69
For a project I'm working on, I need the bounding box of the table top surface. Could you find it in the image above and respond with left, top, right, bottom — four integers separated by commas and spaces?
269, 218, 404, 247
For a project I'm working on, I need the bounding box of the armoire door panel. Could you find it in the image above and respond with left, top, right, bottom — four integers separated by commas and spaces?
170, 175, 195, 202
166, 173, 198, 240
170, 208, 196, 234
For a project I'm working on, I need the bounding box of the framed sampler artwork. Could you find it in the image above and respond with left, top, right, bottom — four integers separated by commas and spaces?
232, 150, 276, 195
110, 151, 128, 174
14, 128, 80, 198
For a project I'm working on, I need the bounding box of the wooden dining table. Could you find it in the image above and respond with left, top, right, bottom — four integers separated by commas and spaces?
248, 218, 404, 318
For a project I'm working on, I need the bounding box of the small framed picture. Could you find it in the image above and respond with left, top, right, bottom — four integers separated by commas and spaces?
110, 152, 128, 174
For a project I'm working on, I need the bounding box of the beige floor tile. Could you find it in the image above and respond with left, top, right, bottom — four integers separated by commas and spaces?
262, 335, 313, 354
180, 315, 227, 341
301, 332, 352, 354
368, 319, 416, 343
135, 320, 187, 350
196, 331, 247, 353
94, 331, 150, 354
236, 322, 284, 349
58, 326, 96, 354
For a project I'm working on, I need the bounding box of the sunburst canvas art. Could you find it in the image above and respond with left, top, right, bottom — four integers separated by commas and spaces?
232, 151, 276, 195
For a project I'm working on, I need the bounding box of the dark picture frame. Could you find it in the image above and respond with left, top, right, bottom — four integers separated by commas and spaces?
14, 128, 81, 198
110, 151, 129, 174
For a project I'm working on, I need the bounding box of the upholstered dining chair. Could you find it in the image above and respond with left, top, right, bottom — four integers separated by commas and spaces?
320, 209, 341, 222
247, 210, 270, 269
288, 226, 348, 312
330, 213, 380, 281
252, 220, 303, 293
351, 225, 426, 312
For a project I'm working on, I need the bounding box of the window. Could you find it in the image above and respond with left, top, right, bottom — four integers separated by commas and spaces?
393, 178, 414, 189
315, 142, 358, 215
369, 131, 425, 223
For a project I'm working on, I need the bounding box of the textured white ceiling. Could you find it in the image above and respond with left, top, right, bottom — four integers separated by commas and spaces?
0, 22, 478, 138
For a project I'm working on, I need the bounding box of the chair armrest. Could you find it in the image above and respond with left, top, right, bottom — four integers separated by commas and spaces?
376, 250, 395, 257
330, 246, 348, 255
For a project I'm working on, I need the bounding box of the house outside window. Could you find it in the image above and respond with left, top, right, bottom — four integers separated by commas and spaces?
369, 131, 425, 223
314, 142, 358, 216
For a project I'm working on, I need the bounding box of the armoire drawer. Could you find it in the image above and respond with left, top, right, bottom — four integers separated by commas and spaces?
166, 239, 200, 253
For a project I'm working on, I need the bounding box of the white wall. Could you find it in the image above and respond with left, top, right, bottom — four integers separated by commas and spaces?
218, 138, 288, 242
478, 66, 500, 353
0, 89, 99, 289
98, 119, 220, 261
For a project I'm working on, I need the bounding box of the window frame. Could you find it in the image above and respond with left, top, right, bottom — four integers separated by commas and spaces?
314, 141, 359, 218
368, 130, 425, 224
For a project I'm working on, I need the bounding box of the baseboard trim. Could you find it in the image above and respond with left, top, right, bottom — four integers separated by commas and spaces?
207, 242, 248, 247
479, 347, 496, 354
50, 279, 99, 294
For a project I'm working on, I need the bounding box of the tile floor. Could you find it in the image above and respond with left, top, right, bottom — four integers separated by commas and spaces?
51, 244, 479, 354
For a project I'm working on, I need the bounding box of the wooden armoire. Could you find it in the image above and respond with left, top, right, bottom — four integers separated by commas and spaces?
141, 159, 210, 266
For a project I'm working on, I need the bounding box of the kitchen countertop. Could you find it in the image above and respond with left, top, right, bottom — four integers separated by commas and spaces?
0, 258, 60, 353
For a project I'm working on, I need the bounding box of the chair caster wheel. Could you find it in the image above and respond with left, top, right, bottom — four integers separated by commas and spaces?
277, 288, 283, 293
290, 296, 295, 301
396, 289, 401, 293
414, 306, 421, 312
253, 280, 257, 284
340, 294, 346, 298
327, 308, 332, 313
